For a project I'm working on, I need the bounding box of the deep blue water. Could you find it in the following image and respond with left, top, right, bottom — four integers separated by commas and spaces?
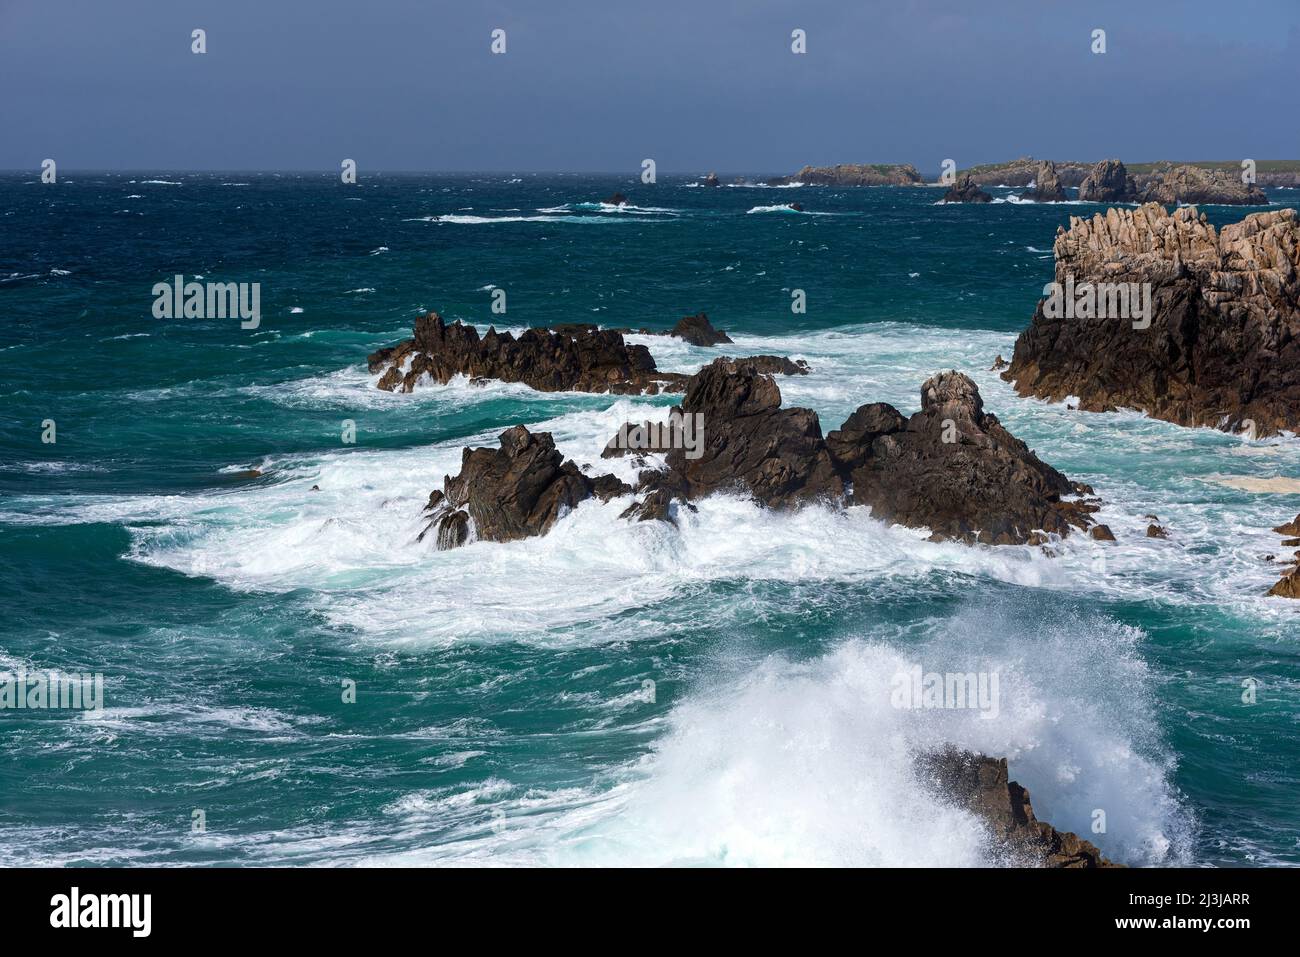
1, 172, 1297, 866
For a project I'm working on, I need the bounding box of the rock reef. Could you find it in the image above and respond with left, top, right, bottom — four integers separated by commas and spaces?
428, 359, 1093, 549
1003, 204, 1300, 435
919, 749, 1120, 867
941, 174, 993, 204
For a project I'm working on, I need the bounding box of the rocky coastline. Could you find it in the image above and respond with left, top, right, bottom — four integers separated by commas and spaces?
1002, 204, 1300, 436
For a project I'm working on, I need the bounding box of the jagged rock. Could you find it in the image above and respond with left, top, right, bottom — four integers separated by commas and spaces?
619, 488, 675, 524
721, 354, 808, 376
1078, 159, 1139, 203
792, 163, 923, 186
832, 371, 1093, 544
1022, 161, 1067, 202
1003, 204, 1300, 436
787, 202, 804, 212
1273, 513, 1300, 536
701, 172, 721, 188
369, 312, 688, 396
660, 358, 843, 508
1139, 164, 1268, 206
919, 749, 1121, 867
941, 174, 993, 204
1090, 524, 1116, 541
1269, 570, 1300, 598
669, 312, 733, 346
604, 192, 628, 206
1146, 524, 1168, 538
421, 426, 629, 549
990, 355, 1008, 371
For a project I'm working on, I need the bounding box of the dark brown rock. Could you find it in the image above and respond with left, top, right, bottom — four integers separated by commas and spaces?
835, 371, 1093, 544
604, 192, 628, 206
701, 172, 720, 188
669, 312, 733, 346
1273, 513, 1300, 536
1090, 524, 1116, 541
721, 354, 808, 376
1004, 205, 1300, 436
919, 749, 1121, 867
941, 174, 993, 204
660, 358, 843, 509
421, 425, 627, 549
1146, 524, 1168, 538
369, 312, 688, 396
990, 355, 1008, 371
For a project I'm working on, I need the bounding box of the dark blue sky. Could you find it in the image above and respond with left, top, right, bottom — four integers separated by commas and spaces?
3, 0, 1297, 173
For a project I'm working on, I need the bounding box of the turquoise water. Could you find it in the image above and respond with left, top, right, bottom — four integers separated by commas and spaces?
2, 173, 1297, 866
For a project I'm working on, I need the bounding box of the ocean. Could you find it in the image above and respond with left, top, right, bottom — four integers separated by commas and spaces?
2, 172, 1297, 866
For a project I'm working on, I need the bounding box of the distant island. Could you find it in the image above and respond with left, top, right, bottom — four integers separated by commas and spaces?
741, 158, 1300, 192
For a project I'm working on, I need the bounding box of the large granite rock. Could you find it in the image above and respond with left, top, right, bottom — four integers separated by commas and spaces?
1077, 159, 1139, 203
830, 371, 1094, 544
1138, 163, 1269, 206
1021, 160, 1068, 202
792, 163, 923, 186
919, 749, 1121, 867
941, 174, 993, 204
368, 312, 688, 396
1004, 204, 1300, 436
421, 425, 630, 549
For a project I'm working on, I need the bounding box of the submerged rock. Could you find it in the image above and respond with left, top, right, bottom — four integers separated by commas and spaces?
1003, 204, 1300, 436
604, 192, 628, 206
701, 172, 721, 188
941, 174, 993, 204
919, 749, 1121, 867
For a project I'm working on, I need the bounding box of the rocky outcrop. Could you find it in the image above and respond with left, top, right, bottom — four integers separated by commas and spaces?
919, 749, 1120, 867
424, 362, 1090, 549
1021, 161, 1068, 202
1003, 204, 1300, 436
701, 172, 721, 188
1267, 513, 1300, 597
604, 192, 628, 206
655, 357, 844, 509
421, 426, 630, 549
792, 164, 923, 186
941, 174, 993, 204
1077, 159, 1139, 203
829, 371, 1095, 544
368, 312, 689, 396
722, 354, 808, 376
960, 158, 1093, 188
668, 312, 732, 346
1138, 163, 1268, 206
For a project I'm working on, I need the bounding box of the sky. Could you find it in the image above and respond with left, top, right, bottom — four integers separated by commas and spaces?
2, 0, 1297, 173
